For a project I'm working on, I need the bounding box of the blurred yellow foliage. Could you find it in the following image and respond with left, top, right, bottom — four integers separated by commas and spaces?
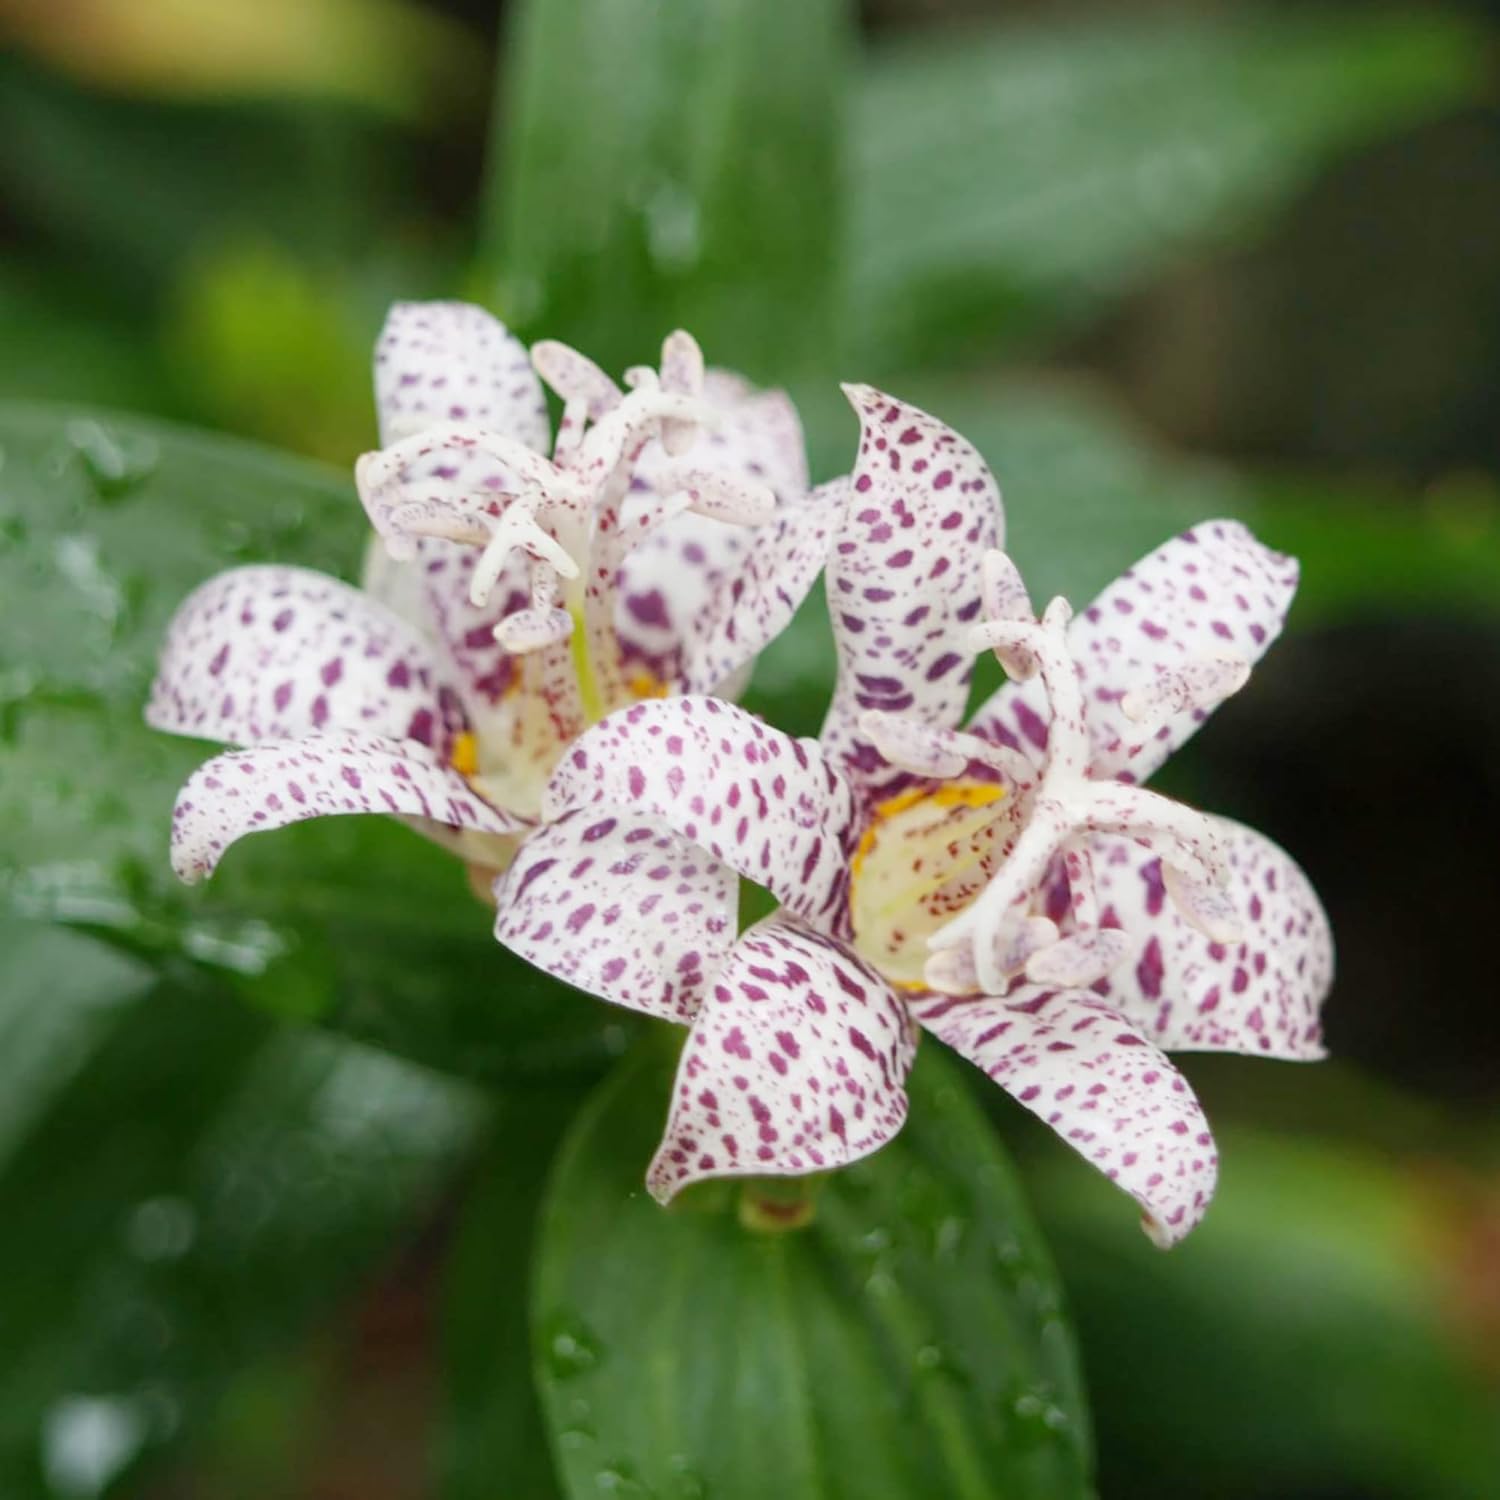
0, 0, 480, 119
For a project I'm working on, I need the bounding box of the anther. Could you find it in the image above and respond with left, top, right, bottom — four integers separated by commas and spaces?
1120, 654, 1250, 730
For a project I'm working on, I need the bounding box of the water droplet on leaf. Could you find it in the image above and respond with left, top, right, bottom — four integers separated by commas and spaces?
543, 1309, 604, 1379
66, 421, 158, 502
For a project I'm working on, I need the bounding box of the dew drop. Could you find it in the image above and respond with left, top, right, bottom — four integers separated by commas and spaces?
668, 1454, 708, 1499
593, 1460, 652, 1496
543, 1309, 604, 1380
66, 420, 158, 501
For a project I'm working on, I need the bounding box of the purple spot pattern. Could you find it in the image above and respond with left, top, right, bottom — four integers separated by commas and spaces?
1085, 820, 1332, 1058
969, 521, 1299, 783
376, 537, 528, 709
615, 379, 816, 687
374, 300, 548, 449
145, 565, 461, 755
821, 386, 1001, 805
169, 732, 523, 883
910, 986, 1216, 1247
679, 481, 843, 694
646, 912, 915, 1203
542, 697, 859, 937
493, 807, 738, 1024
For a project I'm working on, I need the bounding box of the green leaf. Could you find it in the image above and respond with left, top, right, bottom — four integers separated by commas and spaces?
1031, 1129, 1500, 1500
0, 401, 632, 1084
485, 0, 848, 380
849, 10, 1484, 367
532, 1042, 1093, 1500
0, 929, 484, 1495
440, 1092, 587, 1500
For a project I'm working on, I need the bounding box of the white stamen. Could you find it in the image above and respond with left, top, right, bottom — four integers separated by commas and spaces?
923, 945, 980, 997
658, 330, 705, 456
493, 606, 574, 652
469, 509, 579, 608
1074, 781, 1228, 888
994, 914, 1062, 978
983, 549, 1033, 623
1121, 654, 1251, 729
859, 711, 1036, 787
924, 566, 1243, 989
531, 340, 621, 419
860, 711, 969, 780
1161, 861, 1244, 944
1025, 929, 1131, 988
663, 469, 777, 527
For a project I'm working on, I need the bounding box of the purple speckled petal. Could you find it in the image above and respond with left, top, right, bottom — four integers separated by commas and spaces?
169, 732, 525, 883
633, 374, 809, 504
679, 482, 842, 695
820, 385, 1002, 805
613, 378, 813, 686
1086, 818, 1332, 1059
543, 697, 858, 937
910, 986, 1218, 1247
646, 912, 915, 1203
611, 510, 746, 688
146, 565, 462, 755
375, 301, 549, 449
969, 521, 1299, 784
493, 808, 738, 1025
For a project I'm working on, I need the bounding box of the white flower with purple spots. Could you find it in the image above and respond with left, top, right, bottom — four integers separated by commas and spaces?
147, 301, 838, 885
494, 384, 1334, 1247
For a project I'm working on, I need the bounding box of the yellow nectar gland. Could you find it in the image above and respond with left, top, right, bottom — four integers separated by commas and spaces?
628, 670, 671, 700
450, 730, 481, 778
848, 780, 1007, 990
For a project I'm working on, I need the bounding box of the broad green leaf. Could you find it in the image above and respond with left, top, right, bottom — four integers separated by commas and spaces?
0, 917, 155, 1164
0, 945, 483, 1497
440, 1093, 586, 1500
849, 11, 1485, 367
532, 1042, 1093, 1500
485, 0, 847, 380
1031, 1129, 1500, 1500
0, 402, 633, 1084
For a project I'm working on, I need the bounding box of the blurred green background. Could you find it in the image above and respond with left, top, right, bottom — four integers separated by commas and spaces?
2, 0, 1498, 1496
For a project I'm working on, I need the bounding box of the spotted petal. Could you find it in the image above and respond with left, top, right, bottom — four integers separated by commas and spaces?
613, 379, 814, 686
910, 986, 1217, 1247
647, 913, 915, 1203
1087, 819, 1332, 1059
544, 697, 858, 936
820, 386, 1002, 804
146, 565, 462, 755
970, 521, 1299, 784
170, 732, 524, 883
632, 374, 809, 504
493, 808, 738, 1025
375, 301, 549, 449
611, 510, 748, 689
679, 483, 842, 695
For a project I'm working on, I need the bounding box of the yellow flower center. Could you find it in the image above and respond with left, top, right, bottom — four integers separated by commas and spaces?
848, 780, 1007, 990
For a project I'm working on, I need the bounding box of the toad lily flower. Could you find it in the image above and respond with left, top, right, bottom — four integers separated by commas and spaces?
495, 385, 1333, 1246
146, 301, 837, 886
